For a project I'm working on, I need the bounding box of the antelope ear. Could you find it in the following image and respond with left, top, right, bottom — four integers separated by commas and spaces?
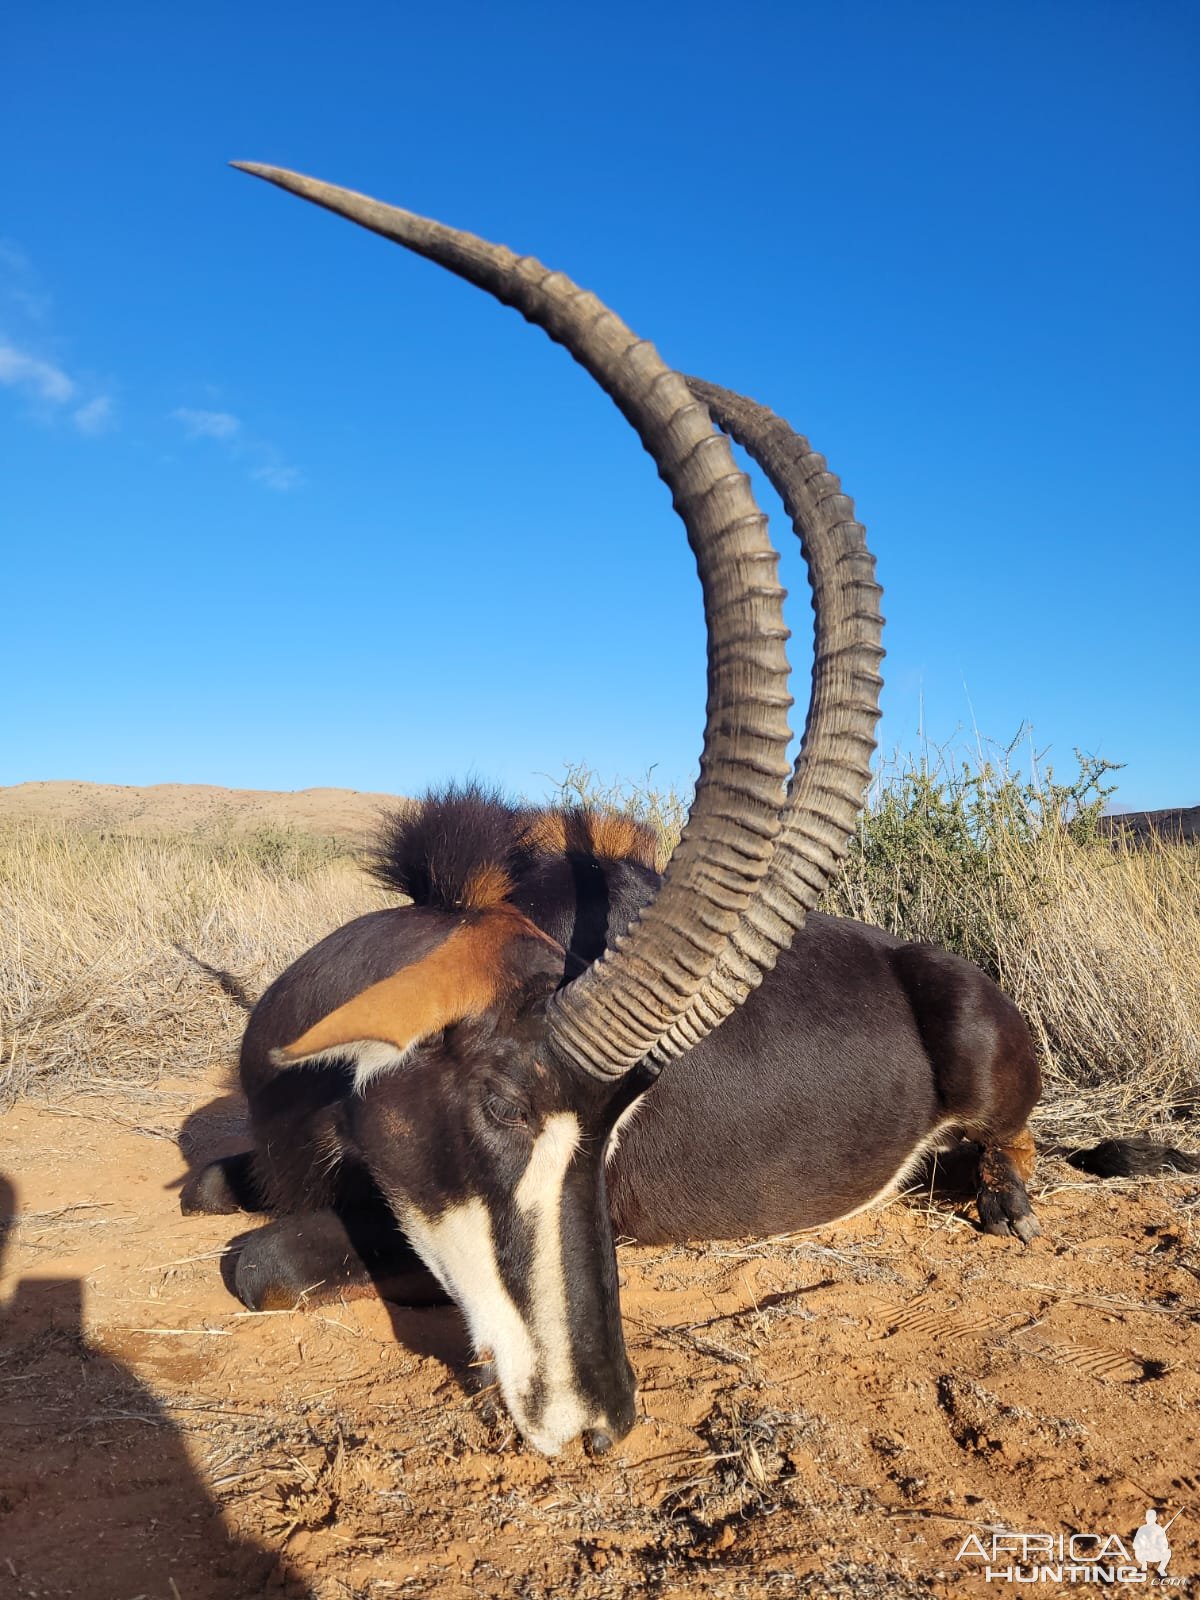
273, 911, 566, 1081
274, 921, 503, 1067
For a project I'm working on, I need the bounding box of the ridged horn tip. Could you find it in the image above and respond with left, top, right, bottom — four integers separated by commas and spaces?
230, 161, 323, 196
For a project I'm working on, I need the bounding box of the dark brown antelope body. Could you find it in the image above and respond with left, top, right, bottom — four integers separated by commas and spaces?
289, 795, 1042, 1250
183, 165, 1049, 1457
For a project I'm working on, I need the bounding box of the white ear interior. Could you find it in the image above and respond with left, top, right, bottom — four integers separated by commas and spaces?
269, 1039, 417, 1091
350, 1039, 418, 1091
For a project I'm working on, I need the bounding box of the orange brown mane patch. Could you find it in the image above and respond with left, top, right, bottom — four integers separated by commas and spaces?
522, 808, 659, 871
459, 862, 515, 909
368, 785, 664, 913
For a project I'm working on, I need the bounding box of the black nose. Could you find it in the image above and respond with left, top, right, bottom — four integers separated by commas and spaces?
584, 1428, 613, 1457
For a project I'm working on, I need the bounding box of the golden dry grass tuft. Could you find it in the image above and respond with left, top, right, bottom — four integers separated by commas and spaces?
0, 825, 388, 1101
825, 751, 1200, 1144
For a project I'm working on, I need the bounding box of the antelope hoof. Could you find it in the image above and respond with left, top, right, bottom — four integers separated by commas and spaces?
976, 1138, 1042, 1246
1011, 1213, 1042, 1246
980, 1212, 1042, 1244
181, 1157, 249, 1216
233, 1226, 315, 1311
979, 1198, 1043, 1245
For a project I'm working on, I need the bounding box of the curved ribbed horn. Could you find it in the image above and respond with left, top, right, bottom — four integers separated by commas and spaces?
232, 164, 793, 1077
640, 377, 885, 1061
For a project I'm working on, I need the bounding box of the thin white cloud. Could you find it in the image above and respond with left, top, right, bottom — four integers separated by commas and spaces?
73, 394, 115, 435
0, 341, 75, 403
172, 403, 302, 490
251, 460, 304, 492
172, 406, 241, 441
1, 251, 115, 434
0, 241, 51, 322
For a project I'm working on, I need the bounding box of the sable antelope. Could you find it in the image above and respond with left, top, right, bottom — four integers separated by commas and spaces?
183, 167, 1185, 1458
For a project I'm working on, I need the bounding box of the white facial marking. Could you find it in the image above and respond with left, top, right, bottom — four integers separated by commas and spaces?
513, 1112, 587, 1450
392, 1112, 595, 1456
398, 1195, 539, 1408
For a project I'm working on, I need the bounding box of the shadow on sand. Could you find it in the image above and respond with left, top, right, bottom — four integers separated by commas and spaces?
0, 1172, 315, 1600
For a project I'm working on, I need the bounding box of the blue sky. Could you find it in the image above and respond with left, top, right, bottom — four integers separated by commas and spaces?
2, 1, 1196, 809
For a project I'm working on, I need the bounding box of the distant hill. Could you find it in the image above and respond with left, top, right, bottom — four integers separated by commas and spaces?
1101, 805, 1200, 846
11, 782, 1193, 852
0, 780, 406, 841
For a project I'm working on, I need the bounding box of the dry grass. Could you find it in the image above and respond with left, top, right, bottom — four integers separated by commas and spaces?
2, 747, 1198, 1149
993, 832, 1200, 1137
0, 824, 387, 1102
825, 750, 1200, 1144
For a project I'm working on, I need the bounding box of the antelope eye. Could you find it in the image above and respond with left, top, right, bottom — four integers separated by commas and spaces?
484, 1094, 530, 1130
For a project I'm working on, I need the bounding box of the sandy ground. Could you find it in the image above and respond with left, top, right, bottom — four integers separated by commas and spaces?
0, 782, 402, 840
1, 1066, 1197, 1599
